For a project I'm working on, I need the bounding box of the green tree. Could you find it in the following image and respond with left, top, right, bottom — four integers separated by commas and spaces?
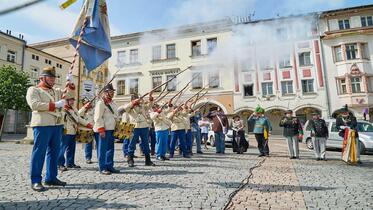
0, 65, 31, 140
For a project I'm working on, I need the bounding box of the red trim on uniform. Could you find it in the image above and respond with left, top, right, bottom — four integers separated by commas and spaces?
86, 123, 93, 129
98, 127, 105, 133
49, 102, 56, 111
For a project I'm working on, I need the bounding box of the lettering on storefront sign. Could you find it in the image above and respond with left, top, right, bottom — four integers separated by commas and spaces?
82, 80, 95, 98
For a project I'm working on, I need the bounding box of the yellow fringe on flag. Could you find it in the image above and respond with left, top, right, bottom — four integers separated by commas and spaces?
342, 129, 358, 164
60, 0, 78, 10
264, 127, 268, 140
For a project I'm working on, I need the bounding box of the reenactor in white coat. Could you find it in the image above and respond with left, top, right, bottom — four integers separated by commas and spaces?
123, 94, 155, 167
78, 98, 95, 164
26, 67, 67, 191
58, 89, 92, 171
93, 83, 120, 175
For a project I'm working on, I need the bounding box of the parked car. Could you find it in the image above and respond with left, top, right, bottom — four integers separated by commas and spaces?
208, 128, 250, 148
302, 119, 373, 154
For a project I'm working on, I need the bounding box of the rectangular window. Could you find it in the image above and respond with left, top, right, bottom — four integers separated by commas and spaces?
44, 59, 51, 65
340, 79, 347, 94
207, 38, 217, 54
334, 46, 343, 62
298, 52, 311, 66
243, 84, 254, 96
129, 78, 139, 94
166, 44, 176, 59
360, 43, 369, 59
7, 50, 16, 63
192, 72, 203, 89
361, 16, 373, 27
281, 81, 294, 95
152, 76, 162, 92
30, 67, 39, 79
117, 80, 125, 95
338, 19, 350, 30
261, 82, 273, 96
301, 79, 314, 93
241, 59, 253, 72
117, 50, 126, 64
152, 46, 161, 60
279, 54, 291, 68
56, 74, 62, 84
31, 54, 39, 61
208, 71, 220, 88
346, 44, 358, 60
351, 77, 362, 93
129, 49, 138, 64
259, 59, 273, 70
191, 40, 201, 56
166, 75, 177, 91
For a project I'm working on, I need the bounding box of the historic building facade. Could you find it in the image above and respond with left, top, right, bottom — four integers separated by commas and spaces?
319, 5, 373, 121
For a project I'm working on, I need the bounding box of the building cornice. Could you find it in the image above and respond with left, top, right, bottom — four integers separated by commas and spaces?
25, 46, 72, 64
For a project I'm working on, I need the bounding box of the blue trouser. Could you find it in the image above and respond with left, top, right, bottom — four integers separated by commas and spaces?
215, 131, 225, 153
122, 138, 130, 156
94, 130, 115, 171
85, 138, 97, 161
149, 128, 156, 153
58, 134, 77, 167
167, 134, 171, 153
30, 125, 63, 184
155, 129, 169, 158
186, 129, 193, 153
129, 127, 150, 156
170, 129, 187, 156
192, 131, 202, 152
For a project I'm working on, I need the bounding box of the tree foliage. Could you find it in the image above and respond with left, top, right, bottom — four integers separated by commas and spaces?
0, 65, 31, 114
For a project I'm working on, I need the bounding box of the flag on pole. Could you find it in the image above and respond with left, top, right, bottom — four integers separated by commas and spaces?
70, 0, 111, 71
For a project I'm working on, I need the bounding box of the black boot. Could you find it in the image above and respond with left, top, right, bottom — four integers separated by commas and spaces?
145, 155, 155, 166
127, 155, 135, 167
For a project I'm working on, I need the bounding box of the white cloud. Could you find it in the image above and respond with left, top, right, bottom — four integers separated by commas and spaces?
18, 2, 78, 37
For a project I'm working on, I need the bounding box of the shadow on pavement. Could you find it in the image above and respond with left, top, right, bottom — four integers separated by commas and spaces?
65, 181, 186, 190
0, 198, 138, 209
123, 169, 204, 176
209, 182, 336, 192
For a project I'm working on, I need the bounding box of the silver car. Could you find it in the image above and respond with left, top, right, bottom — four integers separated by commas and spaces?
303, 119, 373, 154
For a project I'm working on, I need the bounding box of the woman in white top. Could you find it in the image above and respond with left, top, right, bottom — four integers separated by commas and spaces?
198, 116, 210, 149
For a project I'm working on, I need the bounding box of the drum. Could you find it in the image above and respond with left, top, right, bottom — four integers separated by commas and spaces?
75, 128, 94, 143
114, 122, 135, 140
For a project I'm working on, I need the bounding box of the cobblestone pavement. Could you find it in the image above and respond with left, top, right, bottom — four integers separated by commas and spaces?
227, 138, 373, 210
1, 137, 372, 210
0, 141, 260, 210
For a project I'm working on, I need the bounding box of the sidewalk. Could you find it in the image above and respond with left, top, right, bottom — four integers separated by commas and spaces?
0, 133, 26, 142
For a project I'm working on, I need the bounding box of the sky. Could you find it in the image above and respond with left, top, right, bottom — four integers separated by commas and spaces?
0, 0, 372, 44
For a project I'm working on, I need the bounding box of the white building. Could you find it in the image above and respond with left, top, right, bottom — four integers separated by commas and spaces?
109, 16, 330, 134
319, 5, 373, 121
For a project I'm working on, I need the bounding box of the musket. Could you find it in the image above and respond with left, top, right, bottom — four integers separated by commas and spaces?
90, 68, 120, 103
139, 66, 191, 100
154, 78, 184, 103
192, 90, 209, 107
168, 72, 201, 104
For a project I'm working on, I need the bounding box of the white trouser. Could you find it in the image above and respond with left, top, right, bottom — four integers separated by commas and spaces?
286, 135, 299, 158
312, 137, 326, 159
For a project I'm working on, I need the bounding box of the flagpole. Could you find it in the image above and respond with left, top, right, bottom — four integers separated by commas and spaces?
77, 57, 82, 109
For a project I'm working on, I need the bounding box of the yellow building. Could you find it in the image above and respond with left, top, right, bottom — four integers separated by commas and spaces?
31, 39, 107, 108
